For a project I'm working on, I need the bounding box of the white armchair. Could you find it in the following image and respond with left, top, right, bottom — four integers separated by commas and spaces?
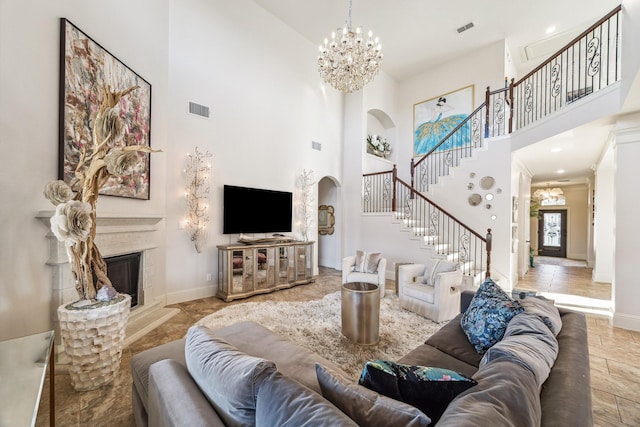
398, 259, 463, 322
342, 255, 387, 297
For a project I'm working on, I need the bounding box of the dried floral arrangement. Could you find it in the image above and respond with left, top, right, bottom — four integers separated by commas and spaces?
44, 85, 158, 302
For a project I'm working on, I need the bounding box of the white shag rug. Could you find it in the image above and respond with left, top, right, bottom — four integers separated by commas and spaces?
196, 291, 443, 380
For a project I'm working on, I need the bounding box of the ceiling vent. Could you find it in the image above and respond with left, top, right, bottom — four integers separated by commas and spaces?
457, 22, 475, 34
523, 30, 577, 61
189, 101, 210, 118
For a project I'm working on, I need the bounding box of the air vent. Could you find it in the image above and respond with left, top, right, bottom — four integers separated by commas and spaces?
457, 22, 475, 34
188, 102, 210, 118
312, 141, 322, 151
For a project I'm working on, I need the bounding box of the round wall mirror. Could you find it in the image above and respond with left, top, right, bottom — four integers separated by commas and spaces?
468, 194, 482, 206
480, 176, 495, 190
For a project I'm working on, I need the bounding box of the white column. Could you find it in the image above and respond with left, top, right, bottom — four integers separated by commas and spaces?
612, 117, 640, 331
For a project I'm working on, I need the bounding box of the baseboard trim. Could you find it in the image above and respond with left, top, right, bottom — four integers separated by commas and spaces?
613, 311, 640, 332
166, 285, 217, 305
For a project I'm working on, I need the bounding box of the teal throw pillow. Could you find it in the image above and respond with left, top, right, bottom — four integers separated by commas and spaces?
358, 360, 477, 424
460, 277, 524, 353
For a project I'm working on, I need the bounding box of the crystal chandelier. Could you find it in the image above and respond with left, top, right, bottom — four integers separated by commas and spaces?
317, 0, 383, 93
533, 182, 564, 202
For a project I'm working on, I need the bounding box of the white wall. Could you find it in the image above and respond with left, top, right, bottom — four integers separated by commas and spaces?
341, 42, 507, 279
164, 0, 344, 303
0, 0, 345, 339
0, 0, 169, 340
593, 145, 615, 282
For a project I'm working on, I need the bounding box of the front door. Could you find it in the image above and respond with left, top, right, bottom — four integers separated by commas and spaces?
538, 210, 567, 257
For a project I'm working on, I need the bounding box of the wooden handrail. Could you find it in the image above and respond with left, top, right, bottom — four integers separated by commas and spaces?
514, 5, 621, 86
363, 167, 395, 177
396, 177, 487, 242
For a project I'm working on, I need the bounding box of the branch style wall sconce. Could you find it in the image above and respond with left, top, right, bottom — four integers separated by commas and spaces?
182, 147, 212, 253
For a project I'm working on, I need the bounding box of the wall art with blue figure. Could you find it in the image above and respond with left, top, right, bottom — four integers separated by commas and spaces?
413, 85, 474, 157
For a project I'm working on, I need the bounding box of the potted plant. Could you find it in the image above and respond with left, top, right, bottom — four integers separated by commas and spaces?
366, 134, 391, 158
43, 85, 158, 391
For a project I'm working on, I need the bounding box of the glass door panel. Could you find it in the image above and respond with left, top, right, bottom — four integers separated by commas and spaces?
538, 210, 567, 257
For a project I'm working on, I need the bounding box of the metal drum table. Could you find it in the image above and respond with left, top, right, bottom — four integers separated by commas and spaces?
341, 282, 380, 345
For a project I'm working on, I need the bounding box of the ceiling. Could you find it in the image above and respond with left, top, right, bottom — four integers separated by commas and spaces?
252, 0, 627, 187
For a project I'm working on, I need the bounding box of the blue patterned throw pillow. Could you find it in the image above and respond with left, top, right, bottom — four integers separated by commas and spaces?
461, 278, 524, 353
359, 360, 477, 424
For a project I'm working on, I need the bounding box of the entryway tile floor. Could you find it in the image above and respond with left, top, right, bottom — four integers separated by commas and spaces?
36, 266, 639, 426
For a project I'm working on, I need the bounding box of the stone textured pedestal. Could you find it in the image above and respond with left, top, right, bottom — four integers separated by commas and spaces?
57, 294, 131, 391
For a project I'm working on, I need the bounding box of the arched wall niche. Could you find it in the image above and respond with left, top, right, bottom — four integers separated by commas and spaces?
366, 108, 396, 161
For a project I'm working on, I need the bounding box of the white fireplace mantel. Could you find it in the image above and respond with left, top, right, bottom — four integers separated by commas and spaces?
37, 211, 164, 353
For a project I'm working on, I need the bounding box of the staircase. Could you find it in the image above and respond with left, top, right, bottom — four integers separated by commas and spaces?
362, 5, 622, 286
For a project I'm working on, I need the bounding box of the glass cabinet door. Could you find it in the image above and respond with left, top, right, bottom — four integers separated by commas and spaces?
256, 247, 276, 289
295, 245, 308, 280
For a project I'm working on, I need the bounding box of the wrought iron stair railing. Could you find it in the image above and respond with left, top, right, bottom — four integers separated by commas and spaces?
363, 167, 492, 279
361, 6, 622, 282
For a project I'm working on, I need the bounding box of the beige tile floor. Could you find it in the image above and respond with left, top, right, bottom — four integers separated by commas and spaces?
518, 261, 640, 427
35, 265, 639, 426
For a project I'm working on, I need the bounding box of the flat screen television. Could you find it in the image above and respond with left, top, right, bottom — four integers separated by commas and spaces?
223, 185, 293, 234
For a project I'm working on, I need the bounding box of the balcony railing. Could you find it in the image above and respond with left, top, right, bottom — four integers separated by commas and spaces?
511, 5, 621, 131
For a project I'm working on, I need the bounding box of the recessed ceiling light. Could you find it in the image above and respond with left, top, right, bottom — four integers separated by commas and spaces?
557, 169, 565, 174
551, 147, 562, 153
546, 26, 556, 34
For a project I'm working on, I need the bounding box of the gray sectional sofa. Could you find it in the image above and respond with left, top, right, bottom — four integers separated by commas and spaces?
131, 291, 592, 426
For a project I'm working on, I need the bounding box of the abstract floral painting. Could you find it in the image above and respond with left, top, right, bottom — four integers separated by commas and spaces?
59, 18, 152, 199
413, 85, 474, 157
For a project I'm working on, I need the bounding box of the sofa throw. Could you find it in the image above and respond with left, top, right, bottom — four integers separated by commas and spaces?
519, 296, 563, 336
480, 312, 559, 386
353, 250, 382, 274
359, 360, 476, 424
460, 278, 524, 353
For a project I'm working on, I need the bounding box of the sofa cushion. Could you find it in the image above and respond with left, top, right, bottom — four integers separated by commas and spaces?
315, 364, 431, 427
481, 312, 559, 387
256, 370, 357, 426
358, 360, 476, 424
185, 326, 276, 427
131, 337, 187, 414
460, 278, 524, 353
425, 314, 483, 367
520, 296, 562, 336
436, 356, 542, 427
148, 359, 225, 427
540, 310, 593, 427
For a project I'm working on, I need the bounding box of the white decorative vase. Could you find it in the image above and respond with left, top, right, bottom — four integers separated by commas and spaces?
57, 294, 131, 391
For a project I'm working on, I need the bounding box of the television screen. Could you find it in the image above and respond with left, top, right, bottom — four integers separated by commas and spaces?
223, 185, 293, 234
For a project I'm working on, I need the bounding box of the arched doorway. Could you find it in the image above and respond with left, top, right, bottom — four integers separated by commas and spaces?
317, 176, 340, 270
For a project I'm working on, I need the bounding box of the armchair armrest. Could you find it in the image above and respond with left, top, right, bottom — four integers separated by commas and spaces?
342, 256, 356, 284
433, 269, 464, 300
377, 258, 387, 289
397, 264, 426, 297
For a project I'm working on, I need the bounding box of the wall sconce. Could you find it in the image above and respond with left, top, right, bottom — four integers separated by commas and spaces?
183, 147, 212, 253
298, 169, 315, 241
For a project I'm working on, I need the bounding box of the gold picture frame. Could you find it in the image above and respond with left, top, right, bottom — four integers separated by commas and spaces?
318, 205, 335, 235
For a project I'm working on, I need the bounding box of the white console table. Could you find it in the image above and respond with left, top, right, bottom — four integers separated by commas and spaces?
217, 241, 315, 302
